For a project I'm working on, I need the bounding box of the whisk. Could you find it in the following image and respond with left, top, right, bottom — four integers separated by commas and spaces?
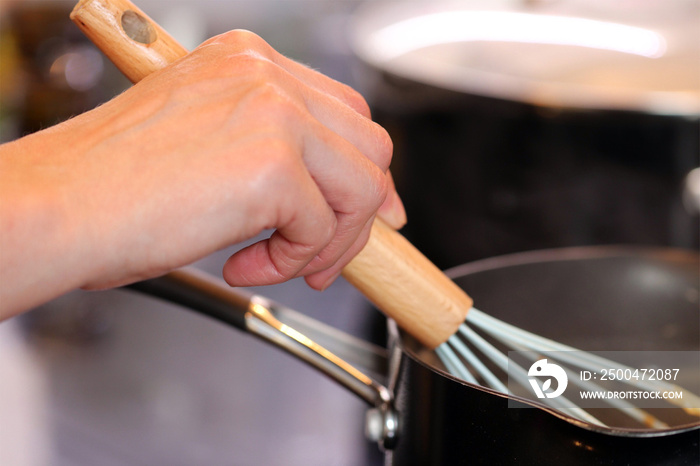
344, 221, 700, 429
71, 0, 699, 430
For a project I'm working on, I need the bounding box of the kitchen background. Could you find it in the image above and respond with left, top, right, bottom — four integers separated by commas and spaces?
1, 0, 698, 465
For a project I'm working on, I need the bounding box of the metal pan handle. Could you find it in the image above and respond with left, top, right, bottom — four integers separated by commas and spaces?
128, 268, 392, 408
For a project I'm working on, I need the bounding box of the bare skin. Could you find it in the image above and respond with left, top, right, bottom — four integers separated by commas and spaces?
0, 30, 406, 319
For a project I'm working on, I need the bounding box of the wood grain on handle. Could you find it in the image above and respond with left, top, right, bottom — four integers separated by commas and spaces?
70, 0, 472, 350
343, 219, 471, 349
71, 0, 187, 83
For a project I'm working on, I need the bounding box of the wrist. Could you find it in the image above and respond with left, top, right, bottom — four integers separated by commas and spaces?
0, 124, 101, 316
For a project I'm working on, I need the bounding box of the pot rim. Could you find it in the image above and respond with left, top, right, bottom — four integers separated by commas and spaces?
349, 0, 700, 117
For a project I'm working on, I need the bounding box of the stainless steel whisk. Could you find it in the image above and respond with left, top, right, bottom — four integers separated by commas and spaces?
436, 307, 700, 428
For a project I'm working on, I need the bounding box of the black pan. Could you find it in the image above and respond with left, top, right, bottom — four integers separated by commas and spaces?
390, 246, 699, 465
131, 246, 700, 465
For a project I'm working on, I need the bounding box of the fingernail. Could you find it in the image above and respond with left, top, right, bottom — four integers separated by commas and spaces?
320, 269, 343, 291
379, 190, 407, 230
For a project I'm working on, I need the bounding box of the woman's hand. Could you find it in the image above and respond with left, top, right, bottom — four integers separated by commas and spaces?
0, 30, 406, 317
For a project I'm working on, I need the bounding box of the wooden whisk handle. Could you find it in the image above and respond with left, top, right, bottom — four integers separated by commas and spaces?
70, 0, 472, 350
71, 0, 187, 83
343, 219, 471, 349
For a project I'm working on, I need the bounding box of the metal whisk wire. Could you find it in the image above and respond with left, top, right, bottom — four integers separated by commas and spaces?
437, 307, 700, 429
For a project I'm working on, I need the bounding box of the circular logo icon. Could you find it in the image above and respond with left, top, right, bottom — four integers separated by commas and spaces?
528, 359, 568, 399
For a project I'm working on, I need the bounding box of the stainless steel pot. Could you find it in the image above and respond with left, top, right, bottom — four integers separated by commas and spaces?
130, 246, 700, 465
347, 1, 700, 271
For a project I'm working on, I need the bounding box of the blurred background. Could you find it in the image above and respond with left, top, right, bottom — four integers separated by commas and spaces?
0, 0, 698, 465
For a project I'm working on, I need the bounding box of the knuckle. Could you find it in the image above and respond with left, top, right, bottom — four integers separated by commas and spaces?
198, 30, 277, 71
378, 127, 394, 170
318, 217, 338, 245
252, 80, 288, 106
273, 246, 316, 278
369, 165, 391, 208
209, 29, 268, 52
341, 85, 372, 118
373, 126, 394, 171
252, 138, 303, 187
353, 163, 390, 213
263, 137, 299, 167
249, 81, 306, 123
374, 170, 391, 208
226, 46, 276, 77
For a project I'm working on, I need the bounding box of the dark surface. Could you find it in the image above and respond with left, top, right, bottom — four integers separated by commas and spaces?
367, 77, 700, 270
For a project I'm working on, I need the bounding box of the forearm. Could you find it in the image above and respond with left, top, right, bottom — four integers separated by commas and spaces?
0, 124, 98, 318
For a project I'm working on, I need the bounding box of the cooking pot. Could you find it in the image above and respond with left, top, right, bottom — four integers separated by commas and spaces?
348, 1, 700, 270
129, 246, 700, 465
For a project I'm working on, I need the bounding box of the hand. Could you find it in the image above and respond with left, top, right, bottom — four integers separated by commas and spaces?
0, 30, 406, 316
